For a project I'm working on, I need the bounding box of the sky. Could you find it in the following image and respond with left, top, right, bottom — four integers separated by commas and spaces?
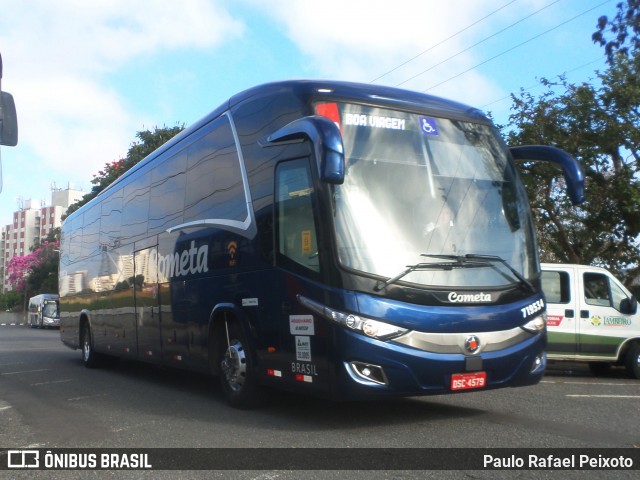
0, 0, 616, 227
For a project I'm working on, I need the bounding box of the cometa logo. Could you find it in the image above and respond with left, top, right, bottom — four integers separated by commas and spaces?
151, 241, 209, 280
447, 292, 493, 303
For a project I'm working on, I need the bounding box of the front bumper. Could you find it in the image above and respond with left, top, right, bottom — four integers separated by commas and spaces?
333, 327, 546, 400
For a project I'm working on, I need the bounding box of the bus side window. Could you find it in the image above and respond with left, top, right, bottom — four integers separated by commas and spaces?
584, 273, 612, 307
275, 159, 320, 273
541, 270, 570, 304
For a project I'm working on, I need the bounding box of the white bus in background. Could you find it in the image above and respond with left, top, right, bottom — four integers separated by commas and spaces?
28, 294, 60, 329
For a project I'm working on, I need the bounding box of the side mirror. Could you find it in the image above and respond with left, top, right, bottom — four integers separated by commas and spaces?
620, 296, 638, 315
0, 91, 18, 146
267, 115, 345, 184
509, 145, 584, 205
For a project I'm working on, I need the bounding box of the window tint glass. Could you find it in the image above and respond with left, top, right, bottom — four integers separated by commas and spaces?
610, 279, 630, 312
149, 150, 186, 233
100, 190, 122, 249
541, 270, 570, 304
185, 116, 247, 223
81, 204, 101, 259
276, 159, 319, 273
69, 213, 83, 263
122, 172, 151, 244
584, 273, 611, 307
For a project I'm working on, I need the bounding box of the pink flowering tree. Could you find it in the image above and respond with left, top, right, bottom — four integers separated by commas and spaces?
6, 252, 38, 292
6, 240, 60, 294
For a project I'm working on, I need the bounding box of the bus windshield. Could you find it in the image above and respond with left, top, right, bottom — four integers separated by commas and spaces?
43, 301, 59, 318
326, 103, 538, 289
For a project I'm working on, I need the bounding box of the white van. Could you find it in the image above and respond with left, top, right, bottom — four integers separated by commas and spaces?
541, 263, 640, 378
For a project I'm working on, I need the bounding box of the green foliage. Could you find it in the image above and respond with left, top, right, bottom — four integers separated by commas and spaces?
25, 241, 60, 296
506, 8, 640, 286
0, 290, 22, 311
593, 0, 640, 62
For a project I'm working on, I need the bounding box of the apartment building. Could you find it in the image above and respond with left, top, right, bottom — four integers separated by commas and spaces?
1, 186, 83, 293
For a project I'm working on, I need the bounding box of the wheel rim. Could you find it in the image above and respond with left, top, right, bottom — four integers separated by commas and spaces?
221, 339, 246, 392
83, 330, 91, 362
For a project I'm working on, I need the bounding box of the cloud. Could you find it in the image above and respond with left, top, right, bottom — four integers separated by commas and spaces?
2, 0, 245, 75
254, 2, 487, 76
250, 0, 507, 108
0, 0, 245, 219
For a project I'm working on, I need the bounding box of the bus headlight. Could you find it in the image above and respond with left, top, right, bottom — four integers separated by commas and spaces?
297, 295, 408, 340
521, 313, 546, 334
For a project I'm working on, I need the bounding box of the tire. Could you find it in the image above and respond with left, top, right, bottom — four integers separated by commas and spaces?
625, 343, 640, 379
218, 320, 262, 409
81, 322, 102, 369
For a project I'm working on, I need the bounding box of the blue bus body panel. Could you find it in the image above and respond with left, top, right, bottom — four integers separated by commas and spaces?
333, 327, 544, 399
260, 275, 545, 401
354, 291, 543, 333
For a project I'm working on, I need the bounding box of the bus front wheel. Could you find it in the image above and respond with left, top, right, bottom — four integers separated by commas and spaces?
218, 320, 261, 408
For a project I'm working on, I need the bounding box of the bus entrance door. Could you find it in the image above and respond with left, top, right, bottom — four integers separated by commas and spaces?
134, 242, 161, 364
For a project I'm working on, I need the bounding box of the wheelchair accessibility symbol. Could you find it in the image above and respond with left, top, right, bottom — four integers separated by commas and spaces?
420, 117, 439, 135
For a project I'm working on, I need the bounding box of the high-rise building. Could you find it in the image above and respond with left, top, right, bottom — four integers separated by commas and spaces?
1, 186, 84, 293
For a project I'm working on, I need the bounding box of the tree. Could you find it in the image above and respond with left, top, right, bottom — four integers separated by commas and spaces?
593, 0, 640, 62
25, 241, 60, 294
65, 125, 184, 217
6, 252, 39, 292
5, 240, 60, 296
506, 4, 640, 287
0, 290, 22, 311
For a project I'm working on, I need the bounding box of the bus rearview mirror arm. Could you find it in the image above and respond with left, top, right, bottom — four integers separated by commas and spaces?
267, 115, 345, 184
509, 145, 585, 205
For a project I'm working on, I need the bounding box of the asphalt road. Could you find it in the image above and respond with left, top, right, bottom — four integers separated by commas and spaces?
1, 323, 639, 479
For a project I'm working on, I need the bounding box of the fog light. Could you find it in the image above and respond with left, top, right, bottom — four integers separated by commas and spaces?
530, 352, 546, 373
347, 361, 389, 386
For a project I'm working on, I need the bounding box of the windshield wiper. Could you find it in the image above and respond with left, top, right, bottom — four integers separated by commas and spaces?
374, 253, 535, 293
373, 257, 478, 291
422, 254, 536, 293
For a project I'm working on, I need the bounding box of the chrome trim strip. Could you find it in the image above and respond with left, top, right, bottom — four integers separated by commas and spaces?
392, 327, 533, 354
546, 353, 618, 362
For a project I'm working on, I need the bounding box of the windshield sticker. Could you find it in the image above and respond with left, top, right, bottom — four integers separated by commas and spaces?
419, 117, 439, 135
344, 113, 406, 130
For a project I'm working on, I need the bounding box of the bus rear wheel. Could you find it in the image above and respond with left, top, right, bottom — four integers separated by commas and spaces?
81, 322, 102, 369
218, 320, 261, 409
625, 343, 640, 379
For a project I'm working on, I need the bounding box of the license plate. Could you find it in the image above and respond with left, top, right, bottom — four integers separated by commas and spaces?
450, 372, 486, 391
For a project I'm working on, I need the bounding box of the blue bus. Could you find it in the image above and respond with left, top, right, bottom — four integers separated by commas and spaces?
59, 80, 584, 408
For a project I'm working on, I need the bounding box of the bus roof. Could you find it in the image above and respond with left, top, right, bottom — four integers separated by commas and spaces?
227, 80, 489, 122
67, 80, 491, 219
